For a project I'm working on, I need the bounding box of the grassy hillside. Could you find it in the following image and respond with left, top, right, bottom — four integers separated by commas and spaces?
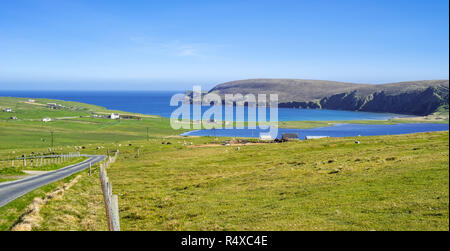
210, 79, 368, 102
0, 97, 448, 231
0, 97, 184, 151
0, 96, 186, 183
20, 131, 449, 231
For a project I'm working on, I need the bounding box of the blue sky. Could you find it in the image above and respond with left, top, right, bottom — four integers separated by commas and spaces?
0, 0, 448, 90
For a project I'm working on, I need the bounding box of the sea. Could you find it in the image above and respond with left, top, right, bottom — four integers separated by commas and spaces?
0, 90, 407, 121
1, 90, 448, 139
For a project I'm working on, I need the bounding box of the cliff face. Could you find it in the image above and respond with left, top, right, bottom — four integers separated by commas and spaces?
209, 79, 449, 116
320, 85, 449, 115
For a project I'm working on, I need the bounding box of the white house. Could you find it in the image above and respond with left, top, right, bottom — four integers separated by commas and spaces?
28, 99, 36, 103
109, 113, 120, 120
42, 117, 52, 122
305, 136, 329, 140
3, 108, 12, 112
260, 135, 274, 141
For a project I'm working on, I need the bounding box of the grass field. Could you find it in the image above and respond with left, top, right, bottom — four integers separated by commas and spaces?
0, 97, 448, 231
0, 97, 184, 152
26, 132, 449, 231
0, 157, 87, 175
0, 172, 82, 231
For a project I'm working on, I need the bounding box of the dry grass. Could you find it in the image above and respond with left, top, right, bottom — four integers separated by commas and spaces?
31, 132, 449, 231
34, 168, 108, 231
11, 175, 82, 231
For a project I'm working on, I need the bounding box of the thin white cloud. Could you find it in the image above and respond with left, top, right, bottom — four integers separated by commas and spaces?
177, 46, 199, 57
162, 40, 203, 57
129, 37, 204, 57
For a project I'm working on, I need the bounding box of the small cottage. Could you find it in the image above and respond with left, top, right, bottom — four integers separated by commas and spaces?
42, 117, 52, 122
109, 113, 120, 120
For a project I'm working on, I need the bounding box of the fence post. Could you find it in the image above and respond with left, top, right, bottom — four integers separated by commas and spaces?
100, 166, 112, 231
111, 195, 120, 231
106, 181, 113, 229
99, 160, 120, 231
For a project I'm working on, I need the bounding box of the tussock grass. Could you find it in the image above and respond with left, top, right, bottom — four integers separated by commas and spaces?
31, 132, 449, 231
0, 174, 77, 231
11, 175, 83, 231
1, 97, 448, 231
35, 168, 108, 231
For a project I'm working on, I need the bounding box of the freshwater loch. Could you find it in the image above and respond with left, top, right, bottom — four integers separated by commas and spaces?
181, 123, 450, 139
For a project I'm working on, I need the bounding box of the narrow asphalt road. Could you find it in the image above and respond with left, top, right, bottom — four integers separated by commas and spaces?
0, 155, 107, 208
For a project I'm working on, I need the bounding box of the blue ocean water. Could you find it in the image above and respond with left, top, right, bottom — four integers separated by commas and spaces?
0, 90, 406, 121
181, 123, 450, 139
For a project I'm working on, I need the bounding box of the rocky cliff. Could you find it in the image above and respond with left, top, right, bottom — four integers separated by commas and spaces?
209, 79, 449, 116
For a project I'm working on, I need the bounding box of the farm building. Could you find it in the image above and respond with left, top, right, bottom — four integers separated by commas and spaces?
2, 108, 12, 112
120, 114, 142, 120
47, 103, 63, 109
109, 113, 120, 120
282, 133, 299, 141
42, 117, 52, 122
10, 116, 18, 120
28, 99, 36, 103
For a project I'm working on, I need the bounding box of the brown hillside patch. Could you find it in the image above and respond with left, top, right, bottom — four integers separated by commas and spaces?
11, 175, 82, 231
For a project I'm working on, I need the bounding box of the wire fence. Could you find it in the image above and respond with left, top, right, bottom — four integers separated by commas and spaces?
1, 152, 82, 169
99, 150, 120, 231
